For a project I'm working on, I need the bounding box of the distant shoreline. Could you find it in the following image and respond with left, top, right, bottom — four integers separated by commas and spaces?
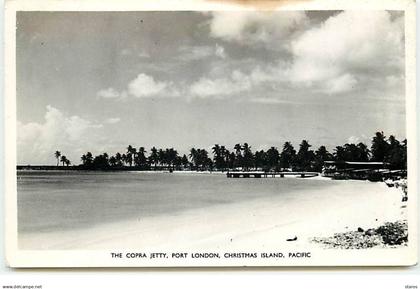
16, 166, 315, 177
15, 165, 402, 181
16, 165, 307, 174
17, 165, 208, 172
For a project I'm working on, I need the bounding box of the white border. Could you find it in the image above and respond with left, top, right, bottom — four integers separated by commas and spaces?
3, 0, 418, 268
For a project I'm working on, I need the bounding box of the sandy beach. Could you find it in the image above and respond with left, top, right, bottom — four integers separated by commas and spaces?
19, 176, 407, 251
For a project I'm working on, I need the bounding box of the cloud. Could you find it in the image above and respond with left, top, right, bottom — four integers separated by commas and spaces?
128, 73, 173, 98
288, 11, 404, 93
98, 11, 404, 102
121, 48, 150, 58
188, 62, 289, 98
347, 136, 360, 144
347, 134, 370, 145
17, 105, 104, 164
249, 98, 296, 105
179, 46, 212, 61
208, 11, 308, 47
323, 73, 358, 94
178, 44, 227, 61
201, 11, 404, 97
105, 117, 121, 124
189, 70, 252, 97
98, 73, 179, 100
97, 87, 121, 99
215, 44, 226, 59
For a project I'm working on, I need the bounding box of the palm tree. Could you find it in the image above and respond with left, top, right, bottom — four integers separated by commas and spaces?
314, 146, 332, 172
109, 156, 117, 167
280, 142, 296, 170
234, 143, 242, 169
343, 143, 359, 161
54, 151, 61, 166
334, 146, 346, 162
212, 144, 224, 171
121, 154, 128, 166
371, 131, 389, 162
254, 150, 266, 170
158, 149, 167, 168
234, 144, 242, 155
385, 136, 405, 169
205, 157, 214, 171
198, 149, 210, 170
64, 159, 71, 166
174, 155, 183, 170
81, 152, 93, 166
220, 145, 227, 171
126, 145, 136, 167
92, 153, 110, 169
296, 140, 315, 171
189, 148, 198, 169
356, 142, 370, 161
149, 147, 159, 169
340, 143, 369, 162
60, 155, 67, 166
165, 148, 171, 168
115, 152, 123, 167
134, 147, 147, 168
227, 152, 235, 169
165, 148, 178, 169
181, 154, 189, 169
266, 147, 280, 171
190, 148, 210, 170
242, 143, 253, 171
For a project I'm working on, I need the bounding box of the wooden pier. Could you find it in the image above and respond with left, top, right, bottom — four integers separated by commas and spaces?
226, 171, 319, 178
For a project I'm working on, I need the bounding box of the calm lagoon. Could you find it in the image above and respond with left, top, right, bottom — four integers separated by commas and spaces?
17, 170, 334, 234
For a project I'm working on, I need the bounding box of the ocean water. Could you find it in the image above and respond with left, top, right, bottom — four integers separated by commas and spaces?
17, 171, 335, 234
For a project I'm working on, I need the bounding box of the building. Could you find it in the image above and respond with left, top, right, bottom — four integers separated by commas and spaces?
322, 161, 389, 180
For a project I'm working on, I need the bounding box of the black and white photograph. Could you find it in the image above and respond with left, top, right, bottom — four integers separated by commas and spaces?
4, 0, 417, 267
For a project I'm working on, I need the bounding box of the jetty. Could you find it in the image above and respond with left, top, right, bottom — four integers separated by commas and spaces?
226, 171, 319, 178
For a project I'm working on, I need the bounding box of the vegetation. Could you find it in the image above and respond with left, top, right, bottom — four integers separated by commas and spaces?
54, 151, 61, 166
54, 151, 71, 167
69, 131, 406, 172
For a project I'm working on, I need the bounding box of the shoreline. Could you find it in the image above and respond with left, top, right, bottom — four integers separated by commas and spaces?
19, 179, 406, 250
17, 167, 311, 174
17, 169, 406, 184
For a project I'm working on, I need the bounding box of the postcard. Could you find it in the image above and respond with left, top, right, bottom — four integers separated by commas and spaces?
4, 0, 417, 267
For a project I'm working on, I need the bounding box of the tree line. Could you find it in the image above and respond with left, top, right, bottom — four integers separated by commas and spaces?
55, 132, 407, 172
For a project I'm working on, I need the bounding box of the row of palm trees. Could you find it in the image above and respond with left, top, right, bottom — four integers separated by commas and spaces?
70, 132, 406, 172
54, 151, 71, 166
79, 146, 190, 170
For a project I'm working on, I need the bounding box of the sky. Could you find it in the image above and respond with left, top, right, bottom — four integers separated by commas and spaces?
16, 10, 406, 165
